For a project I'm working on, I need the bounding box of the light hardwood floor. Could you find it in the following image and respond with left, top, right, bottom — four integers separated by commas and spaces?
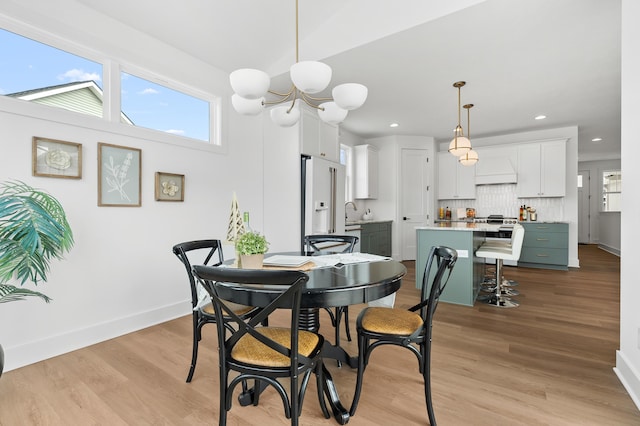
1, 245, 638, 425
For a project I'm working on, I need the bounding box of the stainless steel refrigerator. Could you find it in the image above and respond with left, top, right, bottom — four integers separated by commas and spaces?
300, 155, 346, 248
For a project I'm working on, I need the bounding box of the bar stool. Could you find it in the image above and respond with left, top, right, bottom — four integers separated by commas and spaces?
476, 224, 525, 308
480, 227, 520, 293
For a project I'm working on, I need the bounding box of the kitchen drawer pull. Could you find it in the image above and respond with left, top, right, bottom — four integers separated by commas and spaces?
536, 226, 549, 229
536, 238, 549, 241
536, 254, 550, 257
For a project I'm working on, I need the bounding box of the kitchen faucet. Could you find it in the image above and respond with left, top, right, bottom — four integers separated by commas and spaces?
345, 201, 357, 219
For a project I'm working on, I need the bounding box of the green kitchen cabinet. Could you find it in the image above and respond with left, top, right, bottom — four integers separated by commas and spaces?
360, 221, 392, 257
518, 222, 569, 270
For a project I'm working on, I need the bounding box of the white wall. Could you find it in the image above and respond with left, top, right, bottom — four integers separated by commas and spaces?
616, 0, 640, 410
0, 11, 265, 371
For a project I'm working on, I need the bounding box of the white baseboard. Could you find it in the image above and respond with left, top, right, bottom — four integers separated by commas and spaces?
599, 244, 621, 256
3, 301, 189, 372
614, 350, 640, 411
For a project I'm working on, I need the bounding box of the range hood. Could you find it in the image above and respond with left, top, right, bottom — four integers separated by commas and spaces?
475, 156, 517, 185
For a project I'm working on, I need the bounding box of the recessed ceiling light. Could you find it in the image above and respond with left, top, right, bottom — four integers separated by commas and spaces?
592, 137, 603, 142
389, 122, 399, 128
534, 115, 547, 120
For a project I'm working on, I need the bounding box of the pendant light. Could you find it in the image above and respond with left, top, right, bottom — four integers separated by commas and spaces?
448, 81, 472, 156
229, 0, 368, 127
459, 103, 479, 166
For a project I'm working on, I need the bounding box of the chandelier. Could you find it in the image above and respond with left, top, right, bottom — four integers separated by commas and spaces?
229, 0, 368, 127
448, 81, 472, 156
459, 103, 479, 166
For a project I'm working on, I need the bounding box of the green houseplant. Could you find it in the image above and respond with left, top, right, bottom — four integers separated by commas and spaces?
235, 231, 269, 269
0, 180, 74, 376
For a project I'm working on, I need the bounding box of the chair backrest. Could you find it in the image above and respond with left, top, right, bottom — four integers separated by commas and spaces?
509, 224, 525, 260
304, 234, 359, 255
414, 246, 458, 324
191, 266, 311, 370
172, 240, 224, 308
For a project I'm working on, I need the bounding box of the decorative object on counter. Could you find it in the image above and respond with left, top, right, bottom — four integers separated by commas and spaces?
439, 206, 445, 220
448, 81, 472, 156
466, 208, 476, 219
362, 208, 373, 220
229, 0, 367, 126
528, 207, 537, 221
235, 231, 269, 269
445, 206, 451, 220
459, 104, 479, 166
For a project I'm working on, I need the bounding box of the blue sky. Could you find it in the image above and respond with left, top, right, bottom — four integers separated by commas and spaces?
0, 28, 209, 141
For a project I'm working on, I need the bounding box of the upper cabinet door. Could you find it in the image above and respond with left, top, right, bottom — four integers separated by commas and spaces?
437, 152, 476, 200
299, 109, 339, 162
516, 140, 566, 197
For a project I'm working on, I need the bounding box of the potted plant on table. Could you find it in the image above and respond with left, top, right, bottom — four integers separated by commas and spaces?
0, 180, 74, 377
235, 231, 269, 269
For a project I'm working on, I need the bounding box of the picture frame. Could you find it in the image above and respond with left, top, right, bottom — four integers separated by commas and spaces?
155, 172, 185, 202
98, 142, 141, 207
32, 137, 82, 179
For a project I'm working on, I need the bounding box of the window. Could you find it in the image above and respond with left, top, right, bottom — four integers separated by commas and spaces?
121, 72, 210, 142
602, 170, 621, 212
340, 144, 353, 201
0, 28, 103, 118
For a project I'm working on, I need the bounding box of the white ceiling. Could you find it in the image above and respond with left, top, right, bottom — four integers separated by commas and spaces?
72, 0, 621, 161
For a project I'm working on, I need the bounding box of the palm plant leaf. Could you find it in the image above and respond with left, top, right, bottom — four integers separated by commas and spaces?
0, 284, 52, 303
0, 180, 74, 302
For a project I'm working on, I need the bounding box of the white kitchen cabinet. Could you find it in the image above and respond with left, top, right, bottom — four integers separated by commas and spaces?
516, 139, 566, 197
299, 108, 339, 162
437, 151, 476, 200
354, 144, 379, 199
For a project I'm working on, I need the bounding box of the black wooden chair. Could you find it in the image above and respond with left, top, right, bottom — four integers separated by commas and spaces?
349, 246, 458, 425
172, 239, 260, 383
304, 234, 359, 350
191, 266, 328, 426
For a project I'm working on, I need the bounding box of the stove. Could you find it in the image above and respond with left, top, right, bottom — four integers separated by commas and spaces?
473, 214, 519, 225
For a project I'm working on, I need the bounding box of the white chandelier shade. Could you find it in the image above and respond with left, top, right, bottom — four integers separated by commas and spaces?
332, 83, 368, 110
459, 149, 479, 166
290, 61, 332, 94
270, 104, 301, 127
318, 102, 348, 124
229, 68, 270, 99
231, 94, 265, 115
448, 132, 472, 156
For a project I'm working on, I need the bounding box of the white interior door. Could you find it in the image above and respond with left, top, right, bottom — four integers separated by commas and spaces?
400, 148, 430, 260
578, 170, 591, 243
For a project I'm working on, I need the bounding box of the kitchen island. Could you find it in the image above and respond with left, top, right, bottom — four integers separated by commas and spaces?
416, 222, 502, 306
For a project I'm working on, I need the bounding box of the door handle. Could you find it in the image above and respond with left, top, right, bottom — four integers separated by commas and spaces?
403, 217, 410, 220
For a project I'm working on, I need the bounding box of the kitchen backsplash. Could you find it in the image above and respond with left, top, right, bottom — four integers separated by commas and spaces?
438, 184, 565, 222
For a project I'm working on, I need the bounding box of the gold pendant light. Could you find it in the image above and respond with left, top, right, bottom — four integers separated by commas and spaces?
459, 103, 479, 166
448, 81, 472, 156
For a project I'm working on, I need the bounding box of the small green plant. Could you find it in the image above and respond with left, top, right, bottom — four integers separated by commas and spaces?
235, 231, 269, 255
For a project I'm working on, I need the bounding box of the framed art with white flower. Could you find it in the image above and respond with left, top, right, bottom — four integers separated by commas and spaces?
98, 142, 141, 207
32, 137, 82, 179
155, 172, 184, 202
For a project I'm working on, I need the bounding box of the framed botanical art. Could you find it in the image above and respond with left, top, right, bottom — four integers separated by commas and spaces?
98, 142, 141, 207
32, 137, 82, 179
155, 172, 185, 202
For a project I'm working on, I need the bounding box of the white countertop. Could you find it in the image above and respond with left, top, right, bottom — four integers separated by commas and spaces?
416, 223, 503, 232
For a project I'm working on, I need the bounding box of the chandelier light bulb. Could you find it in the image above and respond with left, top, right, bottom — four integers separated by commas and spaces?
270, 104, 301, 127
231, 94, 265, 115
332, 83, 368, 110
290, 61, 332, 94
318, 102, 348, 124
229, 68, 270, 99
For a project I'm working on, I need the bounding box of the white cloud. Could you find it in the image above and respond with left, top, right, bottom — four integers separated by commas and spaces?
58, 69, 101, 82
165, 129, 185, 135
138, 88, 159, 95
0, 88, 5, 95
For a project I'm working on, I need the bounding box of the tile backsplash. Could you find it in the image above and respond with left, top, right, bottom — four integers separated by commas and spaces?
437, 184, 564, 222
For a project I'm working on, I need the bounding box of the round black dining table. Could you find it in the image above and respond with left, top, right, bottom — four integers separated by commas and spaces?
220, 252, 407, 424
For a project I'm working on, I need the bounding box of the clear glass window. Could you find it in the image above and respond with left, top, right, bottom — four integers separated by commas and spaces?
0, 28, 103, 118
602, 170, 621, 212
121, 72, 210, 142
